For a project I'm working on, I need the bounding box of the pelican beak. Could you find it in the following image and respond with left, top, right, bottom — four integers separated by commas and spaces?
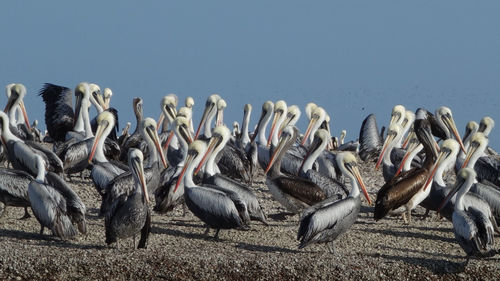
442, 115, 466, 153
278, 114, 292, 138
301, 117, 318, 146
216, 108, 223, 127
157, 112, 165, 131
401, 130, 415, 149
147, 126, 168, 168
423, 149, 446, 191
394, 140, 419, 177
194, 103, 214, 140
88, 122, 107, 163
350, 164, 371, 205
174, 154, 193, 193
375, 132, 396, 170
19, 101, 31, 130
437, 175, 465, 213
3, 94, 14, 113
73, 94, 82, 126
132, 156, 149, 204
461, 143, 478, 169
265, 132, 290, 174
195, 135, 220, 175
267, 111, 282, 147
162, 130, 175, 150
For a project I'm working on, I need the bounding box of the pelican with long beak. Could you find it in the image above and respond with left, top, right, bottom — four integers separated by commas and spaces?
102, 88, 113, 110
389, 105, 405, 127
105, 149, 151, 249
4, 84, 31, 135
157, 94, 178, 132
278, 105, 301, 138
215, 98, 227, 127
435, 106, 466, 153
194, 94, 220, 140
298, 152, 371, 252
437, 168, 495, 261
301, 106, 326, 146
374, 123, 404, 181
267, 100, 287, 147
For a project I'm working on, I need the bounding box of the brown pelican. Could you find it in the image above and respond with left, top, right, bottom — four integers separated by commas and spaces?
174, 140, 250, 239
232, 121, 240, 139
0, 111, 63, 177
278, 105, 301, 138
118, 121, 131, 146
265, 126, 326, 213
389, 105, 406, 127
88, 111, 127, 195
236, 103, 252, 151
100, 117, 166, 215
297, 152, 371, 252
299, 129, 348, 198
438, 168, 495, 260
456, 121, 479, 171
194, 94, 220, 140
28, 155, 86, 239
215, 98, 227, 127
478, 116, 495, 137
185, 96, 195, 134
105, 149, 151, 249
154, 116, 192, 214
0, 167, 33, 219
103, 88, 112, 109
304, 102, 317, 121
374, 118, 438, 223
393, 132, 422, 177
461, 132, 500, 187
195, 125, 268, 225
252, 101, 274, 169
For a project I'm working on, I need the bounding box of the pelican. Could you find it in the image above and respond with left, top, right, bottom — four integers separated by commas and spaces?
119, 97, 144, 162
252, 101, 274, 169
462, 132, 500, 187
0, 167, 33, 219
438, 168, 495, 260
478, 116, 495, 137
304, 103, 317, 121
100, 117, 166, 215
174, 140, 250, 239
456, 121, 479, 171
185, 96, 195, 134
195, 125, 268, 225
435, 106, 466, 153
375, 123, 405, 181
301, 106, 326, 146
5, 84, 32, 140
103, 88, 112, 109
265, 126, 326, 214
0, 111, 63, 177
299, 129, 349, 198
88, 111, 127, 195
267, 100, 287, 147
278, 105, 301, 138
105, 149, 151, 249
28, 155, 86, 239
374, 118, 438, 224
194, 94, 220, 140
415, 108, 447, 140
232, 121, 240, 138
236, 103, 252, 151
215, 98, 227, 127
118, 121, 132, 146
153, 116, 192, 214
297, 152, 371, 252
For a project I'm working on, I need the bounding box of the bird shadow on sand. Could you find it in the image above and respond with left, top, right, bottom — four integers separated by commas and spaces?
235, 242, 300, 254
0, 229, 105, 250
359, 227, 456, 243
368, 252, 468, 274
268, 212, 296, 221
153, 219, 206, 229
150, 225, 217, 241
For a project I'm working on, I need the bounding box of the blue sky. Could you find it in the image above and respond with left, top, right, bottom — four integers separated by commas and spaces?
1, 1, 499, 148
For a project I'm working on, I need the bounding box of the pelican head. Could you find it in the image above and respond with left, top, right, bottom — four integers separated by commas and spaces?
375, 123, 403, 170
279, 105, 301, 137
438, 167, 476, 213
267, 100, 287, 146
89, 83, 105, 111
299, 129, 330, 173
478, 116, 495, 136
305, 102, 317, 120
174, 140, 207, 193
423, 139, 460, 190
141, 118, 167, 168
463, 121, 479, 145
103, 88, 113, 109
336, 152, 371, 205
436, 106, 466, 153
157, 94, 179, 130
177, 106, 192, 120
244, 103, 252, 114
250, 101, 274, 143
265, 125, 297, 174
185, 96, 194, 108
195, 125, 230, 174
461, 132, 488, 169
389, 105, 405, 126
4, 83, 30, 130
301, 106, 326, 146
73, 82, 90, 124
216, 98, 227, 127
165, 116, 193, 150
88, 111, 116, 163
194, 94, 220, 140
128, 149, 149, 204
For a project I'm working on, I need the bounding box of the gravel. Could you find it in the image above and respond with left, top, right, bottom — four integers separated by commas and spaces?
0, 157, 499, 280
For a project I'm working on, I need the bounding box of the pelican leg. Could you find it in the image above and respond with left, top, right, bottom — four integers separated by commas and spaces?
326, 242, 337, 254
80, 171, 84, 180
406, 210, 412, 224
39, 225, 44, 235
421, 208, 431, 220
214, 229, 220, 240
402, 213, 408, 224
19, 207, 31, 220
204, 226, 210, 235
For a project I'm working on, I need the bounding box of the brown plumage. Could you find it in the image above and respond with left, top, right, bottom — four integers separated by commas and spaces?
265, 126, 326, 213
374, 119, 438, 222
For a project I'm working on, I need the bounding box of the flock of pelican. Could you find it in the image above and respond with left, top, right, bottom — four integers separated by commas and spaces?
0, 82, 499, 264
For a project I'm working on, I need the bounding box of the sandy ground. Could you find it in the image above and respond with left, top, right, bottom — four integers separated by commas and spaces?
0, 158, 499, 280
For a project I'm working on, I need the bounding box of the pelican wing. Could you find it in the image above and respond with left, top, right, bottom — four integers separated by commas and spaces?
0, 168, 33, 200
273, 176, 326, 206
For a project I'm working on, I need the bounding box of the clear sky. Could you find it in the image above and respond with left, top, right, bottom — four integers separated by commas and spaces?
1, 1, 499, 149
